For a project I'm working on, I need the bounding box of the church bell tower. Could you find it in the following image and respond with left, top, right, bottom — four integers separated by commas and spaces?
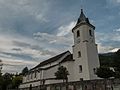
72, 9, 100, 80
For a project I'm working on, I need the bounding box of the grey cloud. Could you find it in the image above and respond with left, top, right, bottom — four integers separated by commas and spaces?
0, 0, 51, 36
13, 41, 31, 48
1, 51, 34, 61
12, 48, 22, 51
12, 40, 56, 56
96, 32, 120, 53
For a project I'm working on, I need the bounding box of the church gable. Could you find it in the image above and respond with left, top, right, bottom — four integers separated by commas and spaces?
32, 51, 73, 70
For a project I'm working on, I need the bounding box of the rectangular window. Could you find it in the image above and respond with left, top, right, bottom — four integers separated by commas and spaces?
77, 30, 80, 37
31, 73, 33, 79
89, 30, 92, 36
79, 65, 82, 73
34, 71, 37, 78
93, 68, 97, 74
78, 51, 81, 57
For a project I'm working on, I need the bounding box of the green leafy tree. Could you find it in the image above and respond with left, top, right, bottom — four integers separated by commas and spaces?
113, 49, 120, 67
12, 75, 22, 89
2, 73, 13, 90
95, 66, 114, 79
55, 66, 69, 82
21, 67, 28, 75
55, 66, 69, 90
112, 49, 120, 78
0, 75, 3, 90
0, 59, 3, 76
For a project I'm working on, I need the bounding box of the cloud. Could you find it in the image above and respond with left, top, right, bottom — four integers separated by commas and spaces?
34, 32, 73, 47
0, 0, 51, 37
114, 0, 120, 3
0, 0, 119, 74
1, 57, 38, 73
114, 28, 120, 32
95, 30, 120, 53
0, 33, 57, 73
106, 0, 120, 7
33, 21, 76, 53
12, 48, 22, 51
56, 21, 76, 36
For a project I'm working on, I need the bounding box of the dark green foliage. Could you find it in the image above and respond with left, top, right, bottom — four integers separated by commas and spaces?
99, 49, 120, 67
21, 67, 28, 75
55, 66, 69, 90
2, 73, 13, 90
99, 53, 115, 67
112, 50, 120, 78
0, 75, 3, 90
55, 66, 69, 80
12, 75, 22, 89
97, 49, 120, 79
0, 73, 22, 90
96, 66, 114, 78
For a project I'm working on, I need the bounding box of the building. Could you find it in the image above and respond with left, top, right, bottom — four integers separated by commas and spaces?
19, 9, 100, 89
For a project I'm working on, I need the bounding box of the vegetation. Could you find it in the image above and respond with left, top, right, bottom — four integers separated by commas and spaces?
0, 67, 28, 90
96, 49, 120, 79
55, 66, 69, 90
55, 66, 69, 82
0, 59, 3, 75
96, 66, 114, 78
0, 48, 120, 89
21, 67, 28, 75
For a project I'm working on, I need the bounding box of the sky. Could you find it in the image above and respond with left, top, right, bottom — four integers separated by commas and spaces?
0, 0, 120, 73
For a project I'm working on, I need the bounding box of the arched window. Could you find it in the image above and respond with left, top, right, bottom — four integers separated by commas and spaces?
77, 30, 80, 37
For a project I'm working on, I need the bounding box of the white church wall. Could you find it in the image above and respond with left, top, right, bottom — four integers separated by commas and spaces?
73, 42, 90, 81
43, 65, 59, 80
61, 61, 74, 82
86, 43, 100, 79
72, 23, 100, 81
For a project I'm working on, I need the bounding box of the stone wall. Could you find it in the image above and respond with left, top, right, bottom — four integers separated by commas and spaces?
19, 79, 120, 90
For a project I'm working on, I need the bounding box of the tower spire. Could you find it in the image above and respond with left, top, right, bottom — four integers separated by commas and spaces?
72, 9, 95, 32
77, 9, 86, 24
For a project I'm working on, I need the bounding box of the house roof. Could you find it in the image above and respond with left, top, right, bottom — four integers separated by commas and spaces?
60, 54, 74, 63
32, 51, 73, 70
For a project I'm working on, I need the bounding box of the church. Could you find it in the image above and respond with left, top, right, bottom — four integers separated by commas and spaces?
19, 9, 100, 89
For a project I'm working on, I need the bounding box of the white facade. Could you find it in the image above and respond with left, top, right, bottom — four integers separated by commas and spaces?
19, 9, 100, 89
72, 18, 100, 81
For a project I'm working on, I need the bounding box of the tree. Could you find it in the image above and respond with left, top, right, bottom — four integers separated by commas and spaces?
55, 66, 69, 90
0, 59, 3, 76
112, 49, 120, 78
95, 66, 114, 79
0, 74, 3, 90
2, 73, 13, 90
12, 75, 22, 89
55, 66, 69, 82
113, 49, 120, 67
21, 67, 28, 75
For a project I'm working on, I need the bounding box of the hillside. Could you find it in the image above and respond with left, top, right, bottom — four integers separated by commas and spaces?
99, 49, 120, 67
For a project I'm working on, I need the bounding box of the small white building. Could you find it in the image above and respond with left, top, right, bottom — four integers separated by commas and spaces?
19, 9, 100, 89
